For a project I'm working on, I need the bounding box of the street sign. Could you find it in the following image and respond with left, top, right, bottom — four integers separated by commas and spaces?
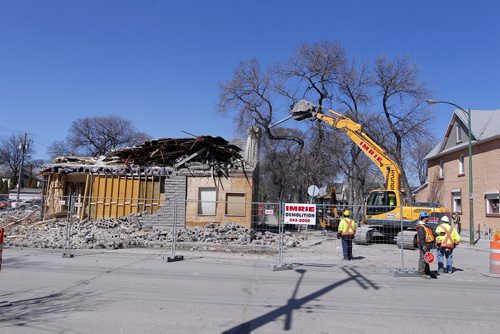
284, 203, 316, 225
424, 251, 434, 264
307, 185, 319, 197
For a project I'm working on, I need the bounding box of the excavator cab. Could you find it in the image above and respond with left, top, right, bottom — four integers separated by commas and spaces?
366, 190, 398, 215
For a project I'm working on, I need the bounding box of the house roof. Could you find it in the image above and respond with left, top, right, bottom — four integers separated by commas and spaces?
41, 135, 244, 176
425, 108, 500, 160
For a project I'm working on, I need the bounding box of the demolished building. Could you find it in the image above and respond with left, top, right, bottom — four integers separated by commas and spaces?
40, 129, 260, 228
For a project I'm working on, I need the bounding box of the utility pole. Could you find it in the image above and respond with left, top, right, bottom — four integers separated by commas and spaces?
16, 133, 29, 202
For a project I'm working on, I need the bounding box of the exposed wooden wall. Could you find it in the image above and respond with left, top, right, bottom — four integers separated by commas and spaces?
89, 175, 163, 220
44, 173, 164, 220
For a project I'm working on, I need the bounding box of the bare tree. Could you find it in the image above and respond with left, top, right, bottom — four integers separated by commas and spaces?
219, 43, 348, 202
220, 44, 434, 204
373, 56, 433, 203
333, 59, 378, 208
218, 60, 309, 202
273, 41, 348, 198
258, 129, 304, 202
409, 137, 437, 185
0, 134, 34, 184
48, 116, 150, 158
276, 41, 346, 106
218, 59, 304, 149
47, 140, 72, 159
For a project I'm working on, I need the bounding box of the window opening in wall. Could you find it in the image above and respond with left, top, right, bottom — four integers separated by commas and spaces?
198, 187, 216, 215
456, 123, 462, 143
485, 193, 500, 215
226, 193, 246, 216
439, 160, 444, 179
459, 155, 464, 175
452, 190, 462, 214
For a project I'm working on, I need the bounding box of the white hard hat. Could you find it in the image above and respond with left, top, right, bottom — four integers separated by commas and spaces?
440, 215, 450, 223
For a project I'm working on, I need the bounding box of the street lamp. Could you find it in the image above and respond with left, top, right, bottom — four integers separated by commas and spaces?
426, 99, 475, 245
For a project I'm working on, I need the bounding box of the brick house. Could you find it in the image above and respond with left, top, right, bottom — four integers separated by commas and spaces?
40, 129, 260, 228
414, 108, 500, 231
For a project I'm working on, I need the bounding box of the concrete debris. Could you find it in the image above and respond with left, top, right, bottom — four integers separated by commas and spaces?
0, 210, 302, 250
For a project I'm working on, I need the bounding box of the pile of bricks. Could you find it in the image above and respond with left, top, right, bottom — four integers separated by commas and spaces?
1, 211, 302, 250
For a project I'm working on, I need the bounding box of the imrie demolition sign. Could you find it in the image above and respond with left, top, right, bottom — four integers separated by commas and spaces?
284, 203, 316, 225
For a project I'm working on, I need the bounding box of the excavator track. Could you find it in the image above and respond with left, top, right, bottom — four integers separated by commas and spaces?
395, 230, 418, 249
354, 225, 374, 245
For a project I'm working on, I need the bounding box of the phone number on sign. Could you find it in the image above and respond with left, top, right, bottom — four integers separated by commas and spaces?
287, 218, 312, 223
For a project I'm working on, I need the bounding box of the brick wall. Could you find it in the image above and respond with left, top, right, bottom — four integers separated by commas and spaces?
416, 138, 500, 231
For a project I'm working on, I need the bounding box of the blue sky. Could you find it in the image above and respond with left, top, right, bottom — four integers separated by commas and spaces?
1, 0, 499, 160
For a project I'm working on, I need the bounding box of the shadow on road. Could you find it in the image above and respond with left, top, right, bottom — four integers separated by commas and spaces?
222, 266, 379, 333
0, 289, 103, 331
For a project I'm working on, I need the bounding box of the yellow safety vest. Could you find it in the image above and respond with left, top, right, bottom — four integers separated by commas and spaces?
436, 223, 461, 248
338, 218, 356, 236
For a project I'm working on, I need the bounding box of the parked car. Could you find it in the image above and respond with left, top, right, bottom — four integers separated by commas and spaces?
10, 199, 42, 210
0, 199, 11, 210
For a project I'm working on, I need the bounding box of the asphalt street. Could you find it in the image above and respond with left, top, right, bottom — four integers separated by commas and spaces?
0, 242, 499, 334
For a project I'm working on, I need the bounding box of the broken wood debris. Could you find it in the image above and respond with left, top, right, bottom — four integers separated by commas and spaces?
106, 136, 242, 168
41, 135, 244, 175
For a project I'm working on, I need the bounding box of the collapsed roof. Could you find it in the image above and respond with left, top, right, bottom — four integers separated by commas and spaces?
42, 136, 244, 176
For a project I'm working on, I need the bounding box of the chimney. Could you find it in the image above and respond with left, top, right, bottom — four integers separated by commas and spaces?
244, 126, 261, 167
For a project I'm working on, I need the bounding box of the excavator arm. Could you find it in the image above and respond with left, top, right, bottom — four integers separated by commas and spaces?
291, 100, 401, 192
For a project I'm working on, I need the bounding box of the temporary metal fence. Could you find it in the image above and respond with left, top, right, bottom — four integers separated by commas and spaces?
273, 203, 448, 275
1, 195, 456, 275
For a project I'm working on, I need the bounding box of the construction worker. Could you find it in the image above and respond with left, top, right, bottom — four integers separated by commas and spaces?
435, 216, 461, 274
451, 211, 461, 235
337, 210, 357, 260
416, 211, 435, 279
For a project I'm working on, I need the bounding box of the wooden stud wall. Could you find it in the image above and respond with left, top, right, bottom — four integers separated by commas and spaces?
88, 174, 163, 220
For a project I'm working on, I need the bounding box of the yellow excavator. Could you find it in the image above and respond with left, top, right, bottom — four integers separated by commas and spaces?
314, 186, 344, 231
289, 100, 450, 248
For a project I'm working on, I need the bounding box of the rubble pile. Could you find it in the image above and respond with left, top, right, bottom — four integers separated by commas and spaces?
0, 210, 301, 250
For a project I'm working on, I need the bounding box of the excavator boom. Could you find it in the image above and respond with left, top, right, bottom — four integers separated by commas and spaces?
291, 100, 401, 193
288, 100, 449, 248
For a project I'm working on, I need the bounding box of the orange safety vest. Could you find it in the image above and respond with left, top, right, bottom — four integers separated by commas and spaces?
416, 224, 435, 243
340, 218, 356, 236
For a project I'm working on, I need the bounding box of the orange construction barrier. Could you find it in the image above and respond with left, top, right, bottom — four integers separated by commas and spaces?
0, 227, 4, 271
490, 241, 500, 275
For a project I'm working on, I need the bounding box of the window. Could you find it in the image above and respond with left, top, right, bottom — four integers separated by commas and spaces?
451, 190, 462, 214
366, 191, 397, 215
225, 193, 246, 216
485, 193, 500, 216
458, 155, 464, 175
198, 187, 216, 215
439, 160, 444, 179
456, 124, 462, 143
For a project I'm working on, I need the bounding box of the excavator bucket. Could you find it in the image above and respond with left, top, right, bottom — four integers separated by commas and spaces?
291, 100, 320, 121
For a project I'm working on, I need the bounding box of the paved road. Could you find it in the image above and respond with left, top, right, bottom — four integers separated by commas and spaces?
1, 246, 499, 333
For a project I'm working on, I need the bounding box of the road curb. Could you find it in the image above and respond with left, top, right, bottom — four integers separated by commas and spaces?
481, 272, 500, 279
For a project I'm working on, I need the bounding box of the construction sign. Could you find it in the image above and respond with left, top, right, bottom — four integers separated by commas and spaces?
424, 251, 434, 264
284, 203, 316, 225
